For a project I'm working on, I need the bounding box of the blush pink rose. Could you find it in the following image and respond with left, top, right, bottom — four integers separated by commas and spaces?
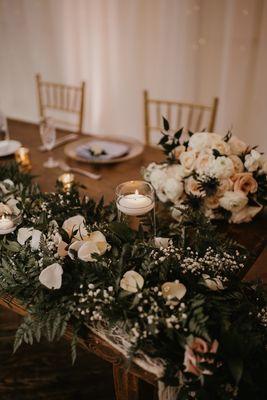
229, 155, 244, 174
217, 178, 233, 196
232, 172, 258, 194
183, 337, 219, 376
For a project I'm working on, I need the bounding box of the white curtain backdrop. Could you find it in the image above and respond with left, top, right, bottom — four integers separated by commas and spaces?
0, 0, 267, 150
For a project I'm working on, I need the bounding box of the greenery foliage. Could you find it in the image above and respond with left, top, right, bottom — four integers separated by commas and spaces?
0, 163, 266, 400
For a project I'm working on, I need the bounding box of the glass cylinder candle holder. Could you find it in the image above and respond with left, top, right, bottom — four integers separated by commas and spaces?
115, 180, 156, 235
15, 147, 32, 172
58, 173, 75, 192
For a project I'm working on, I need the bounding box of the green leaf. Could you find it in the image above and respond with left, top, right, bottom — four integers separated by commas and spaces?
108, 222, 134, 242
162, 116, 170, 131
4, 241, 21, 252
228, 357, 244, 384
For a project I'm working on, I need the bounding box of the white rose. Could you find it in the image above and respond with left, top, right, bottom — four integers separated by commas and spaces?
219, 190, 248, 212
163, 178, 184, 203
39, 263, 63, 289
62, 215, 87, 240
184, 176, 204, 197
179, 150, 197, 175
154, 237, 171, 249
230, 205, 263, 224
120, 270, 144, 293
212, 139, 230, 155
244, 150, 261, 172
208, 156, 234, 179
161, 281, 186, 305
228, 135, 247, 155
143, 162, 158, 181
195, 152, 215, 176
150, 167, 167, 190
189, 132, 221, 152
202, 274, 224, 291
167, 164, 184, 180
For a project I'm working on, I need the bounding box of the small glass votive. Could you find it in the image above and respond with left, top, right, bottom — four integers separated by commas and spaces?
15, 147, 32, 172
58, 173, 75, 192
115, 180, 156, 235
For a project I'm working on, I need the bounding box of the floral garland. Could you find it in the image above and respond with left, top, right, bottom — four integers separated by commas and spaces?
0, 163, 267, 400
143, 119, 267, 223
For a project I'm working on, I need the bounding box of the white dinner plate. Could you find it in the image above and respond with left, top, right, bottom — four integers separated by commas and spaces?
0, 140, 22, 157
64, 135, 144, 164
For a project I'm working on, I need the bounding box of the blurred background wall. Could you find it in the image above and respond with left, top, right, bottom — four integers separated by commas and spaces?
0, 0, 266, 150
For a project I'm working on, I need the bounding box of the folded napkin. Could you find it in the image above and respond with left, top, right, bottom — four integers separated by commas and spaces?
76, 140, 129, 161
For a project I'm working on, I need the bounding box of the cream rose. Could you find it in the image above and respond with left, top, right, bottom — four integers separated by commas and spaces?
184, 176, 204, 197
179, 150, 197, 175
183, 337, 219, 376
195, 152, 215, 175
260, 159, 267, 174
230, 205, 263, 224
219, 190, 248, 212
244, 150, 261, 172
211, 139, 230, 155
228, 135, 247, 155
229, 155, 244, 174
120, 270, 144, 293
232, 172, 258, 194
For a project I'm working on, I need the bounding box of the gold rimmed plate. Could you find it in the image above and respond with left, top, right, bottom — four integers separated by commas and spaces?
64, 135, 144, 164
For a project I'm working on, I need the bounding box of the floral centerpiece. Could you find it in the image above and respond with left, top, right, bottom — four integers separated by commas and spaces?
0, 163, 267, 400
144, 119, 267, 223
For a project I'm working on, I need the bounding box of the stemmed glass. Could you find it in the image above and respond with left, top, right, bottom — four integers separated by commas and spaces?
39, 118, 59, 168
0, 110, 9, 141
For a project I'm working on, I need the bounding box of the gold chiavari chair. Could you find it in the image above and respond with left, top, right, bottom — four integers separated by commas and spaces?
35, 74, 86, 134
143, 90, 219, 146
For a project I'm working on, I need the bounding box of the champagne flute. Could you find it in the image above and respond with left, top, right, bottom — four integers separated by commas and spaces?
39, 118, 59, 168
0, 110, 9, 141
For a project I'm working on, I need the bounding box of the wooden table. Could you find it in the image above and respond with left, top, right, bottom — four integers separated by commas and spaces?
1, 119, 267, 400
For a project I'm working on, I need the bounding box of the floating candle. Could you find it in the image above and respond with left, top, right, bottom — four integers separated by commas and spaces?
117, 190, 154, 216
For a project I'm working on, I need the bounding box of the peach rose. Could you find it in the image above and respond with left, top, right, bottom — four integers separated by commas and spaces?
185, 176, 204, 197
205, 195, 220, 209
180, 150, 197, 175
184, 337, 219, 376
229, 155, 244, 174
172, 145, 186, 160
228, 135, 247, 155
216, 178, 233, 196
232, 172, 258, 194
230, 205, 263, 223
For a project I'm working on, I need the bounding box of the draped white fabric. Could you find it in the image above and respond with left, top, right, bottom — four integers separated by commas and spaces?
0, 0, 267, 150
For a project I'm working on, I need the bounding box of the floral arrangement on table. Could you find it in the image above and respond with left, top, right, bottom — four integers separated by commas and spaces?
0, 163, 267, 400
143, 119, 267, 223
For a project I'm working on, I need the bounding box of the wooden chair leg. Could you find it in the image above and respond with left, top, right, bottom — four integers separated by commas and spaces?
113, 365, 139, 400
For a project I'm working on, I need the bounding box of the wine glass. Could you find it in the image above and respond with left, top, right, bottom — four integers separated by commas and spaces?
39, 118, 59, 168
0, 110, 9, 141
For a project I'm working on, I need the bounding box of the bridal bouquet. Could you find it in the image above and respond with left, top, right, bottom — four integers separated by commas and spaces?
144, 120, 267, 223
